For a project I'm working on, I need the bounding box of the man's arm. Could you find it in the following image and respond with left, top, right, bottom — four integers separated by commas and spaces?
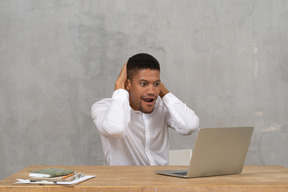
114, 62, 127, 91
91, 63, 130, 139
161, 85, 199, 135
159, 82, 169, 98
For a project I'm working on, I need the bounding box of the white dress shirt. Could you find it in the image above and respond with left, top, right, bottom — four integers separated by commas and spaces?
91, 89, 199, 165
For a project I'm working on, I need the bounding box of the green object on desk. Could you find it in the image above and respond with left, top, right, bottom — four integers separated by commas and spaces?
29, 168, 74, 178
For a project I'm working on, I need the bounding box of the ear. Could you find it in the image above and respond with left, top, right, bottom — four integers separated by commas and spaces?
126, 79, 131, 91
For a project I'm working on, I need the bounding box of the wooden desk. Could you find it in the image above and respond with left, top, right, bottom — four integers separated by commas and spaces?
0, 165, 288, 192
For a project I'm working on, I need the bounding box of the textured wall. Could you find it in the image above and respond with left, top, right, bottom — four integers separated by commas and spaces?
1, 0, 288, 179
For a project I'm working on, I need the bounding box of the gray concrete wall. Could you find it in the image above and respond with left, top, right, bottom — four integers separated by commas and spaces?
0, 0, 287, 179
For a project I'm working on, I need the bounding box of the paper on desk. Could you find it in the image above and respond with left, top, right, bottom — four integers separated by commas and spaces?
15, 175, 95, 185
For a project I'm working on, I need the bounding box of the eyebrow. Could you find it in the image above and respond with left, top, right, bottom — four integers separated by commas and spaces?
138, 79, 161, 83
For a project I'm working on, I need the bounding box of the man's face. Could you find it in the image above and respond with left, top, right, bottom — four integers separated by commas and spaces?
126, 69, 161, 114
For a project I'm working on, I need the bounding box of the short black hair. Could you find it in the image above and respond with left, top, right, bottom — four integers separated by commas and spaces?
127, 53, 160, 80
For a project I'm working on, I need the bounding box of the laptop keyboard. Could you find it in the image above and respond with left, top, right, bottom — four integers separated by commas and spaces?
173, 171, 187, 175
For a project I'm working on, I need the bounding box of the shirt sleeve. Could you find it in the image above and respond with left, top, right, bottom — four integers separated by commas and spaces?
91, 89, 130, 139
162, 92, 199, 135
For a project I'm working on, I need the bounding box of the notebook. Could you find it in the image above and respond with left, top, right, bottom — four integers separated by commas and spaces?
155, 127, 254, 178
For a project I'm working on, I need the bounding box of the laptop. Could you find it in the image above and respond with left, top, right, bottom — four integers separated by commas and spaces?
155, 127, 254, 178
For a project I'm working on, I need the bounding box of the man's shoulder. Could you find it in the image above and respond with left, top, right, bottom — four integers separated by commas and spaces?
94, 89, 129, 105
92, 98, 113, 109
100, 97, 114, 103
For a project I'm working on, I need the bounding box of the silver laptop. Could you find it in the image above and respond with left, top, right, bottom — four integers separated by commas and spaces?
155, 127, 254, 178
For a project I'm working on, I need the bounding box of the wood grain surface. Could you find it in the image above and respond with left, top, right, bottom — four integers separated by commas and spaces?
1, 165, 288, 192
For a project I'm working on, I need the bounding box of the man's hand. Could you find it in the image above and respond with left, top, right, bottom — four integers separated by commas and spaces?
114, 63, 128, 91
159, 82, 169, 98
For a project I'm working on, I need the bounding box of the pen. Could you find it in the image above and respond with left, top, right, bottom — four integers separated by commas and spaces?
62, 172, 75, 180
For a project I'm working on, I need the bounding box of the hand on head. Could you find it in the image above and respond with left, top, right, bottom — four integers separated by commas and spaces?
114, 63, 128, 91
159, 82, 169, 98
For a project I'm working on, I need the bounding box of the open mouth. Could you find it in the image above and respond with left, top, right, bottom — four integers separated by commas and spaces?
142, 97, 156, 104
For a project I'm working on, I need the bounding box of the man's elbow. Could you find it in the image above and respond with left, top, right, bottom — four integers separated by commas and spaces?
180, 116, 200, 135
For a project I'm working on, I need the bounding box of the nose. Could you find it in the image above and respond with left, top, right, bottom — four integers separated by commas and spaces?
146, 84, 157, 96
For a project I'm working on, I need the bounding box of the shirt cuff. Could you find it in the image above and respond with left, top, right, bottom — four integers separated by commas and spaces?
162, 92, 180, 106
112, 89, 129, 100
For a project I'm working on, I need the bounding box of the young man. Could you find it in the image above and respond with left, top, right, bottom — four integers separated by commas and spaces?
91, 53, 199, 165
